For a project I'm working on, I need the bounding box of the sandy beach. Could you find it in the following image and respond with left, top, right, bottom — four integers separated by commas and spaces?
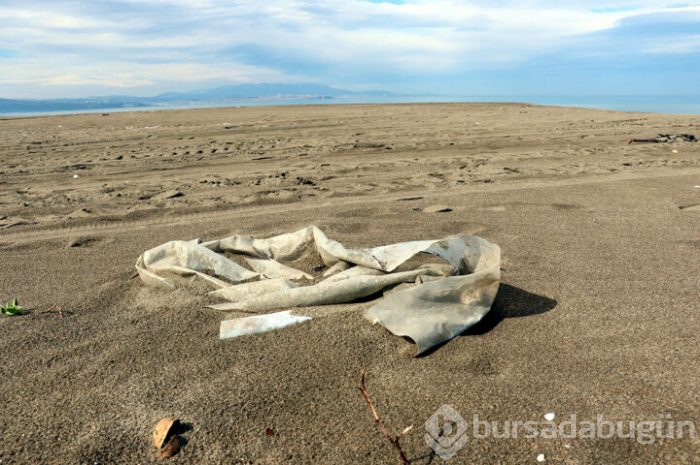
1, 103, 699, 464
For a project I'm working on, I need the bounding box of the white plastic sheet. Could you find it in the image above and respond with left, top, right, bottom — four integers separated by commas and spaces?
136, 226, 500, 354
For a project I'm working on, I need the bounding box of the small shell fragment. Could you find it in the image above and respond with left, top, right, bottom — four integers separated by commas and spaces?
536, 453, 546, 462
544, 412, 555, 421
159, 436, 181, 458
152, 417, 179, 449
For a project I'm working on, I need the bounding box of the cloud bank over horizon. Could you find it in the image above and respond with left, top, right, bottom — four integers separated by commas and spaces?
1, 0, 699, 98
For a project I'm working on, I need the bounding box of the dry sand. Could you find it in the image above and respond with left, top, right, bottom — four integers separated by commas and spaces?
1, 103, 699, 464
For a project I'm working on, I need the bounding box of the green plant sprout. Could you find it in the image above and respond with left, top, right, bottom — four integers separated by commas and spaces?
1, 298, 24, 315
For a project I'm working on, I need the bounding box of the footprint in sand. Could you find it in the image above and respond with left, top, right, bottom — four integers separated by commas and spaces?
423, 205, 453, 213
551, 203, 582, 210
67, 235, 102, 248
679, 203, 700, 211
0, 216, 36, 229
66, 208, 92, 219
153, 190, 185, 201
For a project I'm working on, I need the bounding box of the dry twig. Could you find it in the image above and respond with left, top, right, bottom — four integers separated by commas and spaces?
358, 369, 413, 465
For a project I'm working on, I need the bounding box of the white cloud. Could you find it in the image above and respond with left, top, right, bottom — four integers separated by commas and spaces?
0, 0, 699, 97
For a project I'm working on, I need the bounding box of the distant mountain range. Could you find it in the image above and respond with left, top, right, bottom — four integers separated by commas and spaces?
0, 83, 400, 114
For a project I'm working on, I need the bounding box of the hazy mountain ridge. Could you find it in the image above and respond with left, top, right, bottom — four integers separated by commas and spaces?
0, 83, 398, 114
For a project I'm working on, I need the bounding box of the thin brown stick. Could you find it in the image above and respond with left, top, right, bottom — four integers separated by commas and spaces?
358, 369, 413, 465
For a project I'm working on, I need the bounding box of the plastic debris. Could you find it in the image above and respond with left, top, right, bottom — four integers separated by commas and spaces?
136, 226, 501, 355
220, 310, 312, 339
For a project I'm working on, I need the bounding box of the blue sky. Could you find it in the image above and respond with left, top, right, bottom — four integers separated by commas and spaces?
1, 0, 699, 98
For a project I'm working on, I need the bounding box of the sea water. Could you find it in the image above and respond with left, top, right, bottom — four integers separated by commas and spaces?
3, 95, 700, 118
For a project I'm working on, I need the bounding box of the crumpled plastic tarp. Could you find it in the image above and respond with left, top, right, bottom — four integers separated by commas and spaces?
136, 226, 500, 354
